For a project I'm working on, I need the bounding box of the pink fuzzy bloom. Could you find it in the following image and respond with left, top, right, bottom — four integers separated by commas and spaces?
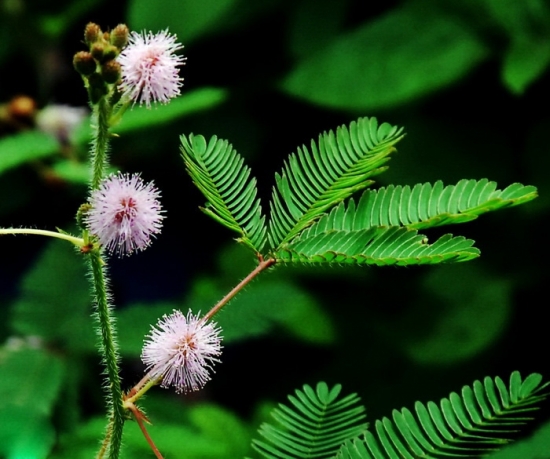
118, 29, 185, 107
86, 173, 164, 256
142, 310, 222, 393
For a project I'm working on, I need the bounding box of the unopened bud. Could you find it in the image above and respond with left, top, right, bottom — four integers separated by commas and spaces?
102, 45, 118, 62
8, 95, 36, 120
73, 51, 96, 76
101, 60, 121, 84
76, 203, 92, 229
90, 43, 105, 61
111, 24, 129, 49
84, 22, 102, 45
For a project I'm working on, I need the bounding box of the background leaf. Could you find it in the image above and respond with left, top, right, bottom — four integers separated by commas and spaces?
282, 2, 488, 110
0, 131, 59, 175
396, 264, 513, 365
502, 35, 550, 94
127, 0, 238, 44
10, 240, 95, 353
0, 346, 65, 459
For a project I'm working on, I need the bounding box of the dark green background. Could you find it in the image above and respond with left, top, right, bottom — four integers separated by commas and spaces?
0, 0, 549, 457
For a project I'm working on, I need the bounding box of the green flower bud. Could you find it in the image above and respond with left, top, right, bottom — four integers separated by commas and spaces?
101, 60, 121, 84
102, 45, 118, 62
76, 203, 92, 229
111, 24, 129, 49
91, 43, 105, 62
73, 51, 96, 76
84, 22, 102, 45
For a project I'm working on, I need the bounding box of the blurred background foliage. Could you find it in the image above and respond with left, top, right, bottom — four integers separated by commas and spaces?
0, 0, 549, 457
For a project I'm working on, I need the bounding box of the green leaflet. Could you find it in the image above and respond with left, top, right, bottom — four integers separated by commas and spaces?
181, 117, 537, 267
335, 372, 549, 459
273, 227, 479, 266
268, 117, 405, 249
180, 133, 267, 253
308, 179, 538, 233
252, 382, 368, 459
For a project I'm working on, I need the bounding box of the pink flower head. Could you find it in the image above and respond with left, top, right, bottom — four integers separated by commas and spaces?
86, 173, 164, 256
118, 29, 185, 107
142, 310, 222, 393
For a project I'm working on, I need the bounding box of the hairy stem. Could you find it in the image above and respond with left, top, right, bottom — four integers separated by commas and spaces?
0, 228, 85, 247
203, 256, 276, 321
91, 97, 111, 190
89, 251, 125, 459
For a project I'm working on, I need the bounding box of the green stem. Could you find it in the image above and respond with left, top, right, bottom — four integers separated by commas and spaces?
0, 228, 85, 247
203, 257, 276, 322
88, 251, 125, 459
91, 97, 111, 190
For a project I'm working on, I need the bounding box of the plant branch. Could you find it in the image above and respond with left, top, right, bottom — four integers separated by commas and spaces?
203, 256, 276, 322
127, 402, 164, 459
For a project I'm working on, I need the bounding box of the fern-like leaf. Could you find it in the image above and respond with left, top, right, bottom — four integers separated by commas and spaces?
273, 226, 479, 266
313, 179, 537, 233
336, 371, 549, 459
268, 117, 404, 250
252, 382, 368, 459
180, 134, 267, 253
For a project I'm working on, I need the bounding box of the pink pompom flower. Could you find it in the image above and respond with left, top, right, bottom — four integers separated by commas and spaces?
142, 310, 222, 393
86, 172, 164, 256
118, 29, 185, 107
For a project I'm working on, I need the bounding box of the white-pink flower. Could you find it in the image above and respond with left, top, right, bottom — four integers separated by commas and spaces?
117, 29, 185, 107
86, 173, 164, 256
142, 310, 222, 393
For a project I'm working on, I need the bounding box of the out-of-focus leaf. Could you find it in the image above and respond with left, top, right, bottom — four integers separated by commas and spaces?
127, 0, 237, 44
287, 0, 349, 59
116, 302, 178, 356
52, 404, 251, 459
117, 275, 334, 357
187, 404, 251, 457
48, 417, 105, 459
0, 346, 64, 459
73, 87, 228, 145
115, 87, 228, 134
0, 131, 59, 175
524, 119, 550, 213
502, 35, 550, 94
39, 0, 105, 38
50, 160, 115, 185
11, 240, 96, 353
190, 277, 335, 344
485, 418, 550, 458
405, 264, 512, 364
282, 4, 488, 110
482, 0, 550, 35
51, 160, 90, 185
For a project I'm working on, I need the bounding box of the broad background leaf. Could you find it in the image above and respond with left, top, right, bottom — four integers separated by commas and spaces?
0, 131, 59, 175
384, 264, 512, 364
0, 346, 64, 459
127, 0, 237, 44
282, 3, 488, 110
10, 240, 95, 353
50, 401, 253, 459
